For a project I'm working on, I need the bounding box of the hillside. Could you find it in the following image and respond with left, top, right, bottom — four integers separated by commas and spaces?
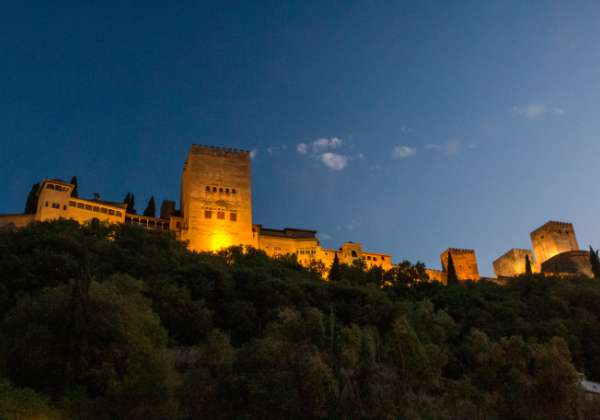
0, 220, 599, 419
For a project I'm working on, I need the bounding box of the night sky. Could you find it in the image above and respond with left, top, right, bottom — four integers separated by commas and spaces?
2, 1, 600, 276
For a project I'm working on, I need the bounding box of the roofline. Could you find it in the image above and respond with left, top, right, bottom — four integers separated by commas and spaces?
530, 220, 574, 236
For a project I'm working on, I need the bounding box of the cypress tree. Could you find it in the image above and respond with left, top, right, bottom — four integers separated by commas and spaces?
446, 252, 459, 285
143, 196, 156, 218
70, 176, 79, 197
123, 193, 136, 214
129, 194, 136, 214
589, 246, 600, 279
328, 252, 342, 282
24, 182, 40, 214
525, 254, 533, 276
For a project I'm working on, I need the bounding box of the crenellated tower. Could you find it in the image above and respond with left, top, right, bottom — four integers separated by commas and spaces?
530, 221, 579, 265
180, 145, 256, 251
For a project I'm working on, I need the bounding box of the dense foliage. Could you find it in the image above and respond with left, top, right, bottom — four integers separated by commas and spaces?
0, 220, 599, 419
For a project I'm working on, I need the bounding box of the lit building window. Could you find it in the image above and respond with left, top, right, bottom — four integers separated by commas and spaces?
217, 211, 225, 220
108, 209, 115, 215
219, 188, 223, 193
52, 202, 60, 209
69, 201, 76, 206
231, 189, 236, 194
101, 208, 107, 214
45, 201, 49, 207
85, 205, 92, 210
205, 210, 212, 219
47, 184, 54, 190
116, 211, 122, 217
93, 206, 100, 212
206, 186, 210, 192
212, 187, 217, 192
230, 212, 237, 222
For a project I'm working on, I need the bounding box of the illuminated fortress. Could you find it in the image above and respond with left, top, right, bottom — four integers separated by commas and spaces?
0, 145, 393, 274
0, 144, 593, 280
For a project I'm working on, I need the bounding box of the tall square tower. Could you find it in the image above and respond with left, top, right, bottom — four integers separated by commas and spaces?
530, 221, 579, 265
180, 145, 255, 252
493, 248, 535, 277
441, 248, 480, 281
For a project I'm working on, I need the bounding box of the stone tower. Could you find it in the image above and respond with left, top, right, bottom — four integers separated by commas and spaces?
441, 248, 480, 281
180, 145, 256, 252
530, 221, 579, 265
493, 248, 535, 277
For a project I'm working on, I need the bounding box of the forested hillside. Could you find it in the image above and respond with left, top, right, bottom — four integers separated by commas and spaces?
0, 220, 599, 419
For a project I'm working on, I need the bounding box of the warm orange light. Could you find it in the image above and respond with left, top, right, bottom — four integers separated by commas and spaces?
210, 231, 232, 251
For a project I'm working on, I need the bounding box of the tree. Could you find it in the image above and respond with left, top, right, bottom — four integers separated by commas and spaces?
589, 246, 600, 279
525, 254, 533, 276
24, 182, 40, 214
328, 252, 341, 282
123, 192, 136, 214
446, 252, 458, 285
1, 275, 176, 418
70, 176, 79, 197
143, 196, 156, 218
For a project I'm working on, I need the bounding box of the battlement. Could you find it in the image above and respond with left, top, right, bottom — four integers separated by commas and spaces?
444, 248, 476, 255
493, 248, 535, 277
441, 248, 480, 281
530, 220, 575, 236
189, 144, 251, 157
530, 220, 579, 265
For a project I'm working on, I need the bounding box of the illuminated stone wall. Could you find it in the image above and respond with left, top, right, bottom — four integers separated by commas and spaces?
530, 221, 579, 265
317, 242, 393, 271
180, 145, 255, 252
35, 180, 127, 225
493, 248, 535, 277
541, 250, 593, 277
440, 248, 480, 281
425, 268, 447, 284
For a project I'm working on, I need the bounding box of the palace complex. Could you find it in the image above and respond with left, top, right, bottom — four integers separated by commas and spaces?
0, 145, 593, 280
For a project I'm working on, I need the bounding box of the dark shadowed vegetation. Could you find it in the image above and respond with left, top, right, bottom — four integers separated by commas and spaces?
0, 220, 599, 419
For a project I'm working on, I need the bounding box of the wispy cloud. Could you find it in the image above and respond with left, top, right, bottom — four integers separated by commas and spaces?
296, 137, 343, 155
296, 143, 308, 154
392, 145, 417, 159
510, 103, 565, 120
425, 139, 463, 156
297, 137, 353, 170
321, 152, 348, 170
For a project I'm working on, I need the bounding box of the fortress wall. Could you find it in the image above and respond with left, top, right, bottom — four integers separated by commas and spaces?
441, 248, 480, 281
530, 221, 579, 264
258, 234, 319, 258
64, 198, 126, 225
541, 250, 593, 278
493, 249, 535, 277
426, 268, 447, 284
362, 252, 393, 270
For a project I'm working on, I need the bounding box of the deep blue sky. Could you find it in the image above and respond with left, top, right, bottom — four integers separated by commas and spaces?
2, 1, 600, 275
